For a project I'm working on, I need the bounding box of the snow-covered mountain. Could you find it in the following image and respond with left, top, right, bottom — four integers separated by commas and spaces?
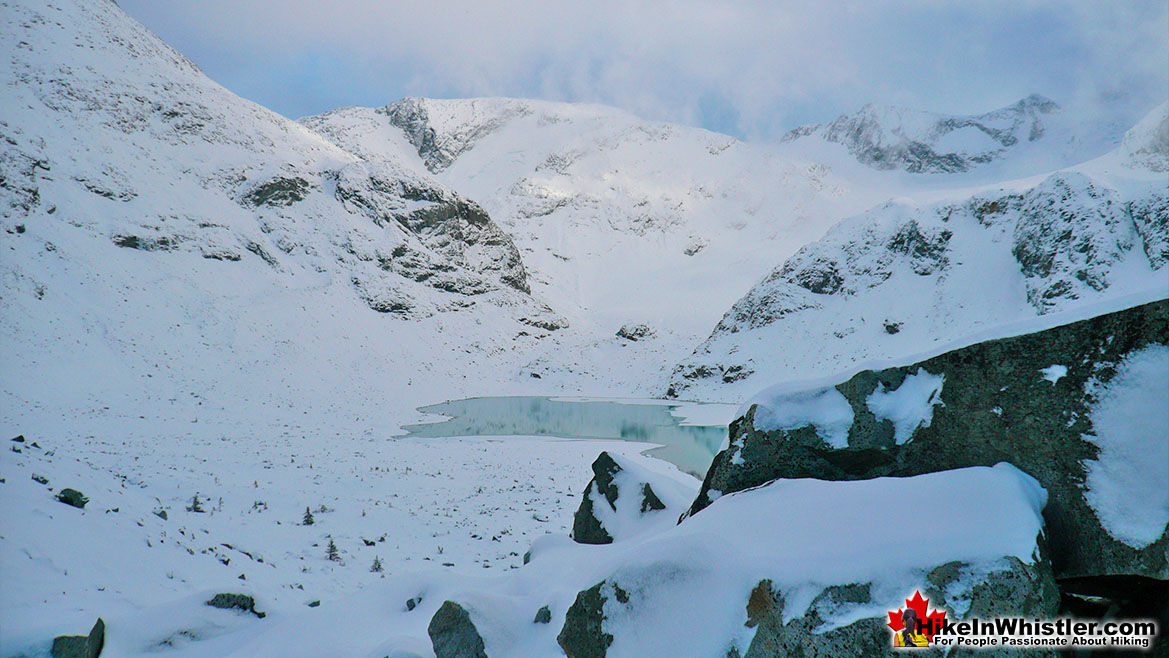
0, 0, 604, 446
303, 97, 908, 390
776, 93, 1145, 182
669, 103, 1169, 401
3, 0, 1167, 652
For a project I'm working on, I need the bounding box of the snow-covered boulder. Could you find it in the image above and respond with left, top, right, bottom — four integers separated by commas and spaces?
558, 465, 1056, 658
570, 452, 698, 545
691, 298, 1169, 582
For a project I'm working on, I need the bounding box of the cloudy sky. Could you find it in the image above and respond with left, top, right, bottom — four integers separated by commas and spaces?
120, 1, 1168, 140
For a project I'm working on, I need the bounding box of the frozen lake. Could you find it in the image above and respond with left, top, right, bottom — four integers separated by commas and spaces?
402, 396, 737, 477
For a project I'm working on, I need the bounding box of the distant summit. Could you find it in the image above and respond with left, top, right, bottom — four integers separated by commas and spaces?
783, 94, 1061, 173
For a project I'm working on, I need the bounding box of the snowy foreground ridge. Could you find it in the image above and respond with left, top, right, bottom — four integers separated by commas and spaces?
2, 0, 1168, 656
4, 455, 1051, 658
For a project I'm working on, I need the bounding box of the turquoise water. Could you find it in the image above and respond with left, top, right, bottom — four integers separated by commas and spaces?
401, 396, 729, 477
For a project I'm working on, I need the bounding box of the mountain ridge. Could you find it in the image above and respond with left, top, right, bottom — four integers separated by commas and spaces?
668, 103, 1169, 400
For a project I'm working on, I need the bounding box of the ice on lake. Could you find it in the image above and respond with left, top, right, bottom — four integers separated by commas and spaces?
402, 396, 731, 477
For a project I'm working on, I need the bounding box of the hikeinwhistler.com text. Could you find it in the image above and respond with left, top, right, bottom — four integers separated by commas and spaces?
923, 617, 1158, 650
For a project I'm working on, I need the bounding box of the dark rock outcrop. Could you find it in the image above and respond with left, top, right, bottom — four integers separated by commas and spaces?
428, 601, 488, 658
333, 166, 530, 297
571, 452, 667, 545
1130, 190, 1169, 270
205, 593, 266, 618
557, 582, 618, 658
55, 488, 89, 509
616, 323, 654, 341
50, 618, 104, 658
690, 299, 1169, 580
241, 176, 312, 207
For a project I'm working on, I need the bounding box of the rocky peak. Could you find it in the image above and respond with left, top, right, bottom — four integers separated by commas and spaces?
381, 97, 533, 173
784, 94, 1061, 173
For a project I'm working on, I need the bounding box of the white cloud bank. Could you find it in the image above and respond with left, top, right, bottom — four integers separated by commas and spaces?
120, 0, 1168, 139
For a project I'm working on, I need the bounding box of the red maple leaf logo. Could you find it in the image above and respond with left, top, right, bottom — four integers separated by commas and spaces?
887, 590, 947, 640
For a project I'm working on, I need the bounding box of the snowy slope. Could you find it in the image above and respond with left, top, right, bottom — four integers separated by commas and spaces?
4, 459, 1050, 658
669, 104, 1169, 401
0, 0, 590, 440
303, 98, 912, 392
0, 0, 606, 634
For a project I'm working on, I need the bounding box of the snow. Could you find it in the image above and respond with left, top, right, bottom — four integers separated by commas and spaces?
1082, 345, 1169, 548
1040, 364, 1068, 384
745, 386, 855, 448
3, 462, 1048, 657
866, 368, 946, 444
303, 97, 902, 395
0, 0, 1163, 654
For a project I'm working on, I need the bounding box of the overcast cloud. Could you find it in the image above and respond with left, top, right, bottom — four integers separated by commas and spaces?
119, 0, 1168, 140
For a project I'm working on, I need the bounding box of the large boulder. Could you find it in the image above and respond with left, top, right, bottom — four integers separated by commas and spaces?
50, 618, 104, 658
690, 299, 1169, 581
55, 488, 89, 509
571, 451, 698, 544
559, 465, 1056, 658
428, 601, 489, 658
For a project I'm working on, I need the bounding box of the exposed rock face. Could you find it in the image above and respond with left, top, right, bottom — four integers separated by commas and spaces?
1130, 190, 1169, 270
241, 176, 312, 208
428, 601, 489, 658
783, 94, 1060, 173
1012, 172, 1136, 312
382, 97, 532, 173
691, 299, 1169, 580
332, 165, 529, 295
570, 451, 691, 545
50, 617, 104, 658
